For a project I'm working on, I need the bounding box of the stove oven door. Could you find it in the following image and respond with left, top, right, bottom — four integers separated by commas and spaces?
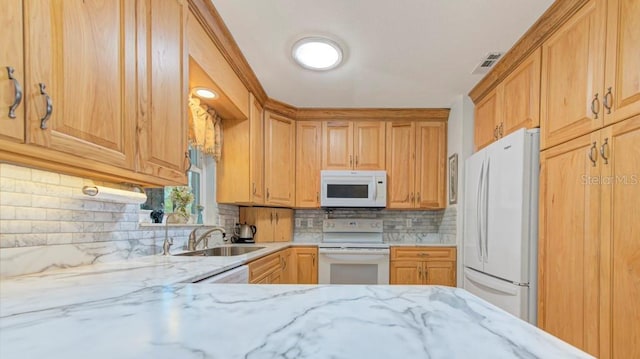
318, 247, 390, 284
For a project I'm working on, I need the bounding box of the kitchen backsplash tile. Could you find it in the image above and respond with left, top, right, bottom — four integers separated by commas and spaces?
293, 207, 456, 244
0, 163, 238, 277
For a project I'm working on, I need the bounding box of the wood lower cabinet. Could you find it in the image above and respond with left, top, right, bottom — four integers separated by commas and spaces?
248, 251, 282, 284
294, 247, 318, 284
389, 247, 456, 286
539, 115, 640, 358
295, 121, 322, 208
474, 48, 541, 151
239, 207, 293, 243
386, 121, 446, 209
322, 121, 385, 170
264, 111, 295, 206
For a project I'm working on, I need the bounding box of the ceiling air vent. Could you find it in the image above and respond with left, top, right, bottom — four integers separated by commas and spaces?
472, 52, 504, 74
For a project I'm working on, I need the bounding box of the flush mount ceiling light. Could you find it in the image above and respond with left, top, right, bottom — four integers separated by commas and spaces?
192, 87, 218, 99
292, 37, 343, 71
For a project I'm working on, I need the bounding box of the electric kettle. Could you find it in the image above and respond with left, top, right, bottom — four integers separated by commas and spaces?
233, 223, 257, 243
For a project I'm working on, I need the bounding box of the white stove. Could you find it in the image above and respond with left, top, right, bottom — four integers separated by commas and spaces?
318, 219, 389, 285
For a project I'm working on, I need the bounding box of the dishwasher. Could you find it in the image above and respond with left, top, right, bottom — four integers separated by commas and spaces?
194, 265, 249, 284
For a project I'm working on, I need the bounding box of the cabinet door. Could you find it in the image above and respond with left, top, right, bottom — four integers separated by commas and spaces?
322, 121, 353, 169
540, 0, 606, 150
280, 248, 295, 284
424, 261, 456, 287
296, 121, 322, 208
265, 112, 295, 206
354, 121, 385, 170
136, 0, 188, 183
240, 207, 274, 243
295, 247, 318, 284
249, 94, 265, 204
502, 48, 541, 136
415, 121, 446, 209
25, 0, 137, 170
386, 122, 415, 208
474, 90, 500, 151
600, 116, 640, 359
390, 261, 421, 285
604, 0, 640, 125
273, 208, 293, 242
0, 0, 24, 142
538, 132, 601, 356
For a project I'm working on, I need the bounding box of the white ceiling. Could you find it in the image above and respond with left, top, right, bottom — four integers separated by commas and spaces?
211, 0, 555, 108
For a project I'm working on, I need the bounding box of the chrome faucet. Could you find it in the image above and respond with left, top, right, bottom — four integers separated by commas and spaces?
188, 227, 226, 251
163, 213, 181, 255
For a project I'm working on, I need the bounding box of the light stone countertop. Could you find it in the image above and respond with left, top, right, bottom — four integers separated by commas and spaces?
0, 242, 591, 359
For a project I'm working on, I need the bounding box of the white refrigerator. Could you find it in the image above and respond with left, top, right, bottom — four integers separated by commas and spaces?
463, 128, 539, 324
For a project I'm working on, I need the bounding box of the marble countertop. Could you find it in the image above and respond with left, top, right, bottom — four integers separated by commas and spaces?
0, 242, 591, 359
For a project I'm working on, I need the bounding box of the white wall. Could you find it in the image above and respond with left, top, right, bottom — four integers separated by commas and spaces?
446, 94, 475, 286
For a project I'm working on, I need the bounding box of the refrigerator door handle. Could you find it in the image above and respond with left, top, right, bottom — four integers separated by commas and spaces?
483, 158, 490, 262
464, 268, 518, 296
476, 160, 485, 261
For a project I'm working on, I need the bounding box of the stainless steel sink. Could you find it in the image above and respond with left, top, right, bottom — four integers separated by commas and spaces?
175, 246, 265, 257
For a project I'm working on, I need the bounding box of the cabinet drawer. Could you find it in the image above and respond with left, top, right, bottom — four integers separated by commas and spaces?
390, 247, 456, 261
248, 252, 281, 282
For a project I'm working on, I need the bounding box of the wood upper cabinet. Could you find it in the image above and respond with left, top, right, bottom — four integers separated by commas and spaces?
24, 0, 138, 170
386, 121, 446, 209
0, 0, 24, 143
603, 0, 640, 125
539, 131, 602, 355
540, 0, 606, 150
137, 0, 188, 183
474, 89, 500, 151
264, 111, 295, 206
249, 94, 265, 204
239, 207, 293, 243
390, 247, 456, 286
322, 121, 385, 170
294, 247, 318, 284
474, 48, 541, 151
415, 122, 446, 208
296, 121, 322, 208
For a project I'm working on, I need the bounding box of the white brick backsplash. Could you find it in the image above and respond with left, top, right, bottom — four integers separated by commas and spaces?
32, 195, 61, 209
72, 233, 96, 243
16, 233, 47, 246
0, 233, 17, 248
1, 220, 32, 234
47, 233, 71, 245
45, 209, 73, 221
102, 222, 119, 231
83, 200, 103, 211
1, 164, 31, 180
15, 207, 47, 220
59, 198, 85, 210
14, 181, 48, 195
31, 221, 61, 233
0, 177, 16, 191
31, 169, 60, 184
0, 192, 31, 207
118, 222, 137, 231
0, 206, 16, 220
93, 212, 114, 222
60, 221, 84, 233
44, 184, 73, 197
59, 174, 85, 188
83, 222, 103, 232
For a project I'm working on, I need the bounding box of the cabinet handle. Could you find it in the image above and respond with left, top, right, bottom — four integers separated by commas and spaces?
270, 212, 274, 224
275, 212, 279, 224
266, 188, 270, 201
603, 87, 613, 114
355, 155, 359, 167
425, 269, 428, 281
493, 126, 499, 140
39, 83, 53, 129
6, 67, 22, 119
599, 138, 609, 165
312, 254, 315, 266
416, 192, 420, 204
350, 155, 353, 168
316, 192, 319, 203
410, 192, 414, 204
591, 93, 600, 119
252, 183, 256, 195
499, 122, 504, 137
588, 141, 598, 167
418, 266, 422, 278
184, 151, 192, 172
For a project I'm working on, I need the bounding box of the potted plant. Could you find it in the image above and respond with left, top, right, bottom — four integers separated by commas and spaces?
170, 186, 194, 223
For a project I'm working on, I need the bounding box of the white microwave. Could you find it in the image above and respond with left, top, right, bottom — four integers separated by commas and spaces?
320, 170, 387, 208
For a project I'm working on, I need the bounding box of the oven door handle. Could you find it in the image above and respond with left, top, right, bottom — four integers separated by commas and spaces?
318, 248, 390, 256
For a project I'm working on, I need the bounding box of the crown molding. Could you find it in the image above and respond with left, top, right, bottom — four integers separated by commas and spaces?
296, 108, 450, 121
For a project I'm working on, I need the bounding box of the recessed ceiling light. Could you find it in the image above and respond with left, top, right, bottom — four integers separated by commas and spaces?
192, 87, 218, 99
292, 37, 343, 71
